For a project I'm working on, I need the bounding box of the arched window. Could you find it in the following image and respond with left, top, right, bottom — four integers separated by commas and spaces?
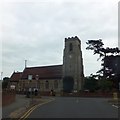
69, 43, 73, 51
45, 81, 49, 89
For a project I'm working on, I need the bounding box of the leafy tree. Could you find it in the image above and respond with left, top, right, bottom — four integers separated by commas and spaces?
86, 40, 120, 60
98, 79, 113, 92
84, 75, 98, 92
86, 39, 120, 78
86, 39, 104, 60
2, 77, 10, 89
86, 39, 120, 90
63, 76, 74, 93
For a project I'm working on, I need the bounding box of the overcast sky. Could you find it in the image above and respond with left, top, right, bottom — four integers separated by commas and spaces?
0, 0, 119, 79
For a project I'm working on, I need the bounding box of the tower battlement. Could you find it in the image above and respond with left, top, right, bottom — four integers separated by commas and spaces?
65, 36, 80, 43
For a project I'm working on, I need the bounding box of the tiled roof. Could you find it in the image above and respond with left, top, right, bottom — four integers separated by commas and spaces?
10, 72, 22, 82
21, 65, 63, 80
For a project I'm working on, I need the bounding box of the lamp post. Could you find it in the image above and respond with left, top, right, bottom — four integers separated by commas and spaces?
30, 80, 33, 104
35, 75, 39, 96
28, 75, 33, 104
35, 75, 39, 88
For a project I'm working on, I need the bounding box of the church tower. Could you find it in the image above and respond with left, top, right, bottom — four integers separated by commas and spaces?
63, 36, 84, 91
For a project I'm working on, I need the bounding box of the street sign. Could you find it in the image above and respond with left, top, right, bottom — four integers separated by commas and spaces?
10, 85, 15, 90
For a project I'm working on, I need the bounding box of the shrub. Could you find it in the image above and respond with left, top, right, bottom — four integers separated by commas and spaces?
63, 76, 74, 93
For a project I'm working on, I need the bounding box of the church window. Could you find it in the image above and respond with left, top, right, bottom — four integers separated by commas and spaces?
54, 80, 58, 89
69, 43, 73, 51
45, 80, 49, 89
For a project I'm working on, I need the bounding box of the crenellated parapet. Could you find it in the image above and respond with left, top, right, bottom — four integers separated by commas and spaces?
65, 36, 81, 43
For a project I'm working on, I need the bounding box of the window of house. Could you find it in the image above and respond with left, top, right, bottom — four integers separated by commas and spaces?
28, 75, 32, 80
45, 80, 49, 89
69, 43, 73, 51
54, 80, 58, 89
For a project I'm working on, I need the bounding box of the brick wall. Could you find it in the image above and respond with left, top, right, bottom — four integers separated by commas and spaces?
39, 91, 51, 96
2, 90, 16, 106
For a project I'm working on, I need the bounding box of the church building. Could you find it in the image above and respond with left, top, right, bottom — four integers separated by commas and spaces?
9, 36, 84, 93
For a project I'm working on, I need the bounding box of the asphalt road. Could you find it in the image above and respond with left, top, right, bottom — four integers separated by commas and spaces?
28, 97, 118, 118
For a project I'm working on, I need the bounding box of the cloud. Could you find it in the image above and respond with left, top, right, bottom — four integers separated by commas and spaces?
1, 0, 119, 77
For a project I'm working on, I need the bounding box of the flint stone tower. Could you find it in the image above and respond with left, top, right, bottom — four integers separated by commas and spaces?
63, 36, 84, 91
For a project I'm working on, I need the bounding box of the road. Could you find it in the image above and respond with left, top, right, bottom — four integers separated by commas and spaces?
27, 97, 118, 118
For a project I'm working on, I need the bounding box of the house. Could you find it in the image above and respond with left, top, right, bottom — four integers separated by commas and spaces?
9, 72, 22, 90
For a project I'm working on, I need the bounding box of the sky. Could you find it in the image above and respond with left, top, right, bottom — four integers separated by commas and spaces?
0, 0, 119, 79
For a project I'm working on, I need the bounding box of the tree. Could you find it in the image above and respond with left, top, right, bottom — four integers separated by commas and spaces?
98, 79, 113, 92
63, 76, 74, 93
86, 39, 120, 89
86, 39, 104, 60
2, 77, 10, 89
86, 40, 120, 60
86, 39, 120, 77
84, 75, 98, 92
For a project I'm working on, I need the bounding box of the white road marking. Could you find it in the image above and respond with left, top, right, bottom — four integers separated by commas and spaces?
112, 104, 119, 108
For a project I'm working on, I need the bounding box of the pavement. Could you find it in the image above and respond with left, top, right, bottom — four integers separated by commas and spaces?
2, 94, 51, 119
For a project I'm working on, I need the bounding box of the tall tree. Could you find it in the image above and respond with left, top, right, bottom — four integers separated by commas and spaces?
86, 39, 120, 89
86, 39, 120, 76
86, 39, 104, 60
2, 77, 10, 89
84, 75, 98, 92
